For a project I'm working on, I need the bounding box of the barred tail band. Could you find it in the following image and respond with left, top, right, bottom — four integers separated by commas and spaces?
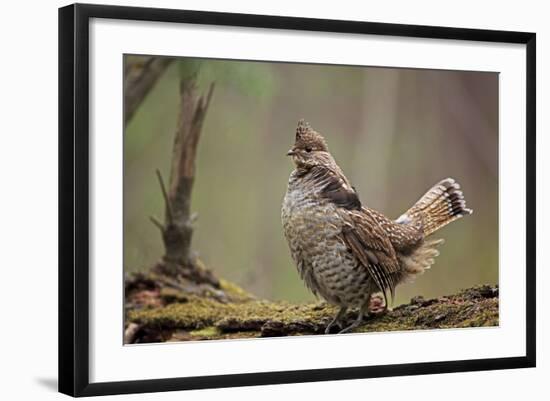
399, 178, 473, 236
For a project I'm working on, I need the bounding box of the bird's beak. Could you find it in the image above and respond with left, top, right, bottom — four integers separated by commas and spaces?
287, 148, 296, 156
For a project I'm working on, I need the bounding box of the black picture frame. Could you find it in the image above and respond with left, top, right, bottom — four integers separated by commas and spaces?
58, 3, 536, 397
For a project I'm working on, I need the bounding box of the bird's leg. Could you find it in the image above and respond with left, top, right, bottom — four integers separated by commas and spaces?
325, 307, 348, 334
338, 297, 371, 334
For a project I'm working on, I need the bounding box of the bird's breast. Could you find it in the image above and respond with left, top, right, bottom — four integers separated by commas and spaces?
281, 183, 344, 258
281, 183, 373, 307
282, 186, 335, 229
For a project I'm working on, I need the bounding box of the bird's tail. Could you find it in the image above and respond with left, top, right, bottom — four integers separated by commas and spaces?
398, 178, 473, 236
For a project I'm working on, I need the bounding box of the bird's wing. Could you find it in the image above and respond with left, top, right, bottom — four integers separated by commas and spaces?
309, 165, 362, 210
306, 165, 400, 304
339, 209, 401, 305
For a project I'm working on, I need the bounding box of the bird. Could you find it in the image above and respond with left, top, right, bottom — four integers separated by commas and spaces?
281, 119, 473, 334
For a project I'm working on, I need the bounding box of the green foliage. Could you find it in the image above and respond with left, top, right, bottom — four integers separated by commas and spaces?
178, 59, 201, 81
197, 59, 278, 101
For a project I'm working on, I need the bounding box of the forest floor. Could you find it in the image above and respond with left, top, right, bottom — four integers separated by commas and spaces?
124, 272, 499, 343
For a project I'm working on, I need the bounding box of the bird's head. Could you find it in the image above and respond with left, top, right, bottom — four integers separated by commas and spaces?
287, 119, 332, 169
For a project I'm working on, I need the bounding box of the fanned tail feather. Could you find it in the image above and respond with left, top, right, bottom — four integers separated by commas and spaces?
398, 178, 473, 236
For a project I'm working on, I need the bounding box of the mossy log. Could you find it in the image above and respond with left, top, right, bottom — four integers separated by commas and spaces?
125, 273, 498, 343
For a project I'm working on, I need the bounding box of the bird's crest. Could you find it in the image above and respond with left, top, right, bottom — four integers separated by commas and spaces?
294, 119, 329, 152
296, 119, 312, 140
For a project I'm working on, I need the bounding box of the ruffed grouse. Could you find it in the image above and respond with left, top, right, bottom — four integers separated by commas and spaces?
281, 120, 472, 334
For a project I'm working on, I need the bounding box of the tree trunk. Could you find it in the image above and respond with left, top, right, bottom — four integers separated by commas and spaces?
150, 64, 218, 287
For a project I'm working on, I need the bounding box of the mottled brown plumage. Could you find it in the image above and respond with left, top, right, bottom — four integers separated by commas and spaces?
281, 119, 472, 334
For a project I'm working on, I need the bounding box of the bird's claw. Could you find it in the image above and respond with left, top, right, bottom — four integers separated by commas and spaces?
325, 317, 346, 334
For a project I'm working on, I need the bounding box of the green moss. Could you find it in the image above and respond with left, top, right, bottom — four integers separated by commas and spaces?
127, 284, 499, 342
129, 296, 337, 332
189, 326, 221, 338
219, 278, 255, 302
159, 287, 188, 303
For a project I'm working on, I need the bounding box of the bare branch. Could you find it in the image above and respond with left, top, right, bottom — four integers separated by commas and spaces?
124, 57, 173, 125
155, 169, 173, 224
149, 216, 164, 231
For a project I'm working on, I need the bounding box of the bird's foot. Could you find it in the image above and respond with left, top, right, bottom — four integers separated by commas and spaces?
324, 307, 348, 334
337, 314, 365, 334
326, 296, 387, 334
324, 321, 341, 334
337, 305, 368, 334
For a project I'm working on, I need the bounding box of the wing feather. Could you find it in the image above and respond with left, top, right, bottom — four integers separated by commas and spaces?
303, 165, 401, 304
340, 211, 400, 305
309, 165, 361, 210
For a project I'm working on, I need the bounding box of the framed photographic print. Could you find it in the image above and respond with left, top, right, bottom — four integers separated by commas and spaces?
58, 3, 536, 397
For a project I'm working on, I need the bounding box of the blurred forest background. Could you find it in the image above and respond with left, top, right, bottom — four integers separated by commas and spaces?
124, 56, 498, 306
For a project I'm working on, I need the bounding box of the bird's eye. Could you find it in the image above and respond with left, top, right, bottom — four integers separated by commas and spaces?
305, 147, 313, 153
